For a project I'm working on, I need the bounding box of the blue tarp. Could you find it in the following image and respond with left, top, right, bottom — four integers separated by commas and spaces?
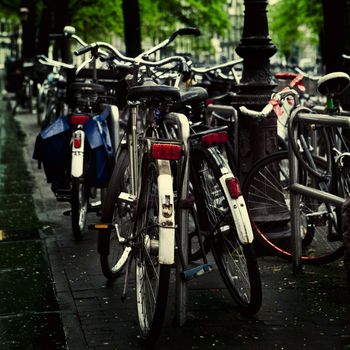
35, 106, 114, 189
85, 106, 113, 156
40, 116, 70, 139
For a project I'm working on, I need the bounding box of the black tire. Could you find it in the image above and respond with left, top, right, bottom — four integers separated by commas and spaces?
211, 232, 262, 315
98, 149, 132, 279
191, 146, 262, 314
242, 151, 344, 264
71, 177, 89, 240
135, 158, 170, 345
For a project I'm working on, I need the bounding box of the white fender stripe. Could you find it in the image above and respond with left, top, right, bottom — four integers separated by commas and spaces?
71, 130, 85, 178
157, 160, 175, 264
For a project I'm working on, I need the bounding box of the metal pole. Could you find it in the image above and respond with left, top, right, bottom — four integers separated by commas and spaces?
232, 1, 298, 270
289, 126, 302, 274
232, 0, 277, 181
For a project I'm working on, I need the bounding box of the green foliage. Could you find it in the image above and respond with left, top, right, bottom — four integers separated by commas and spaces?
0, 0, 20, 15
139, 0, 231, 53
70, 0, 123, 42
268, 0, 323, 58
0, 0, 230, 55
0, 0, 22, 22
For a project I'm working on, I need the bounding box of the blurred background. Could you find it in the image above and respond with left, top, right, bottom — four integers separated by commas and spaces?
0, 0, 349, 74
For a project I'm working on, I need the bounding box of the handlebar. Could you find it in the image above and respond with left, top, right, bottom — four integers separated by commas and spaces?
239, 89, 299, 120
191, 58, 243, 74
136, 27, 200, 60
74, 41, 190, 81
36, 55, 75, 70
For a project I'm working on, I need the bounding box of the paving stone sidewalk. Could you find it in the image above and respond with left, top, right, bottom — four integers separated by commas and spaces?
15, 108, 350, 350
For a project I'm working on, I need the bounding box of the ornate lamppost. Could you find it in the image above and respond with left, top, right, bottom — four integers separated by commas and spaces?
233, 0, 301, 271
232, 0, 277, 178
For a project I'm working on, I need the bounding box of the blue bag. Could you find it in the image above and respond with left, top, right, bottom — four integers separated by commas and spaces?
33, 116, 71, 191
84, 106, 114, 187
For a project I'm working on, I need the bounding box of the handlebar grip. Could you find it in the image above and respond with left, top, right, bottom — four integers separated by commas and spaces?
177, 27, 201, 36
168, 27, 201, 43
74, 44, 94, 56
239, 105, 273, 120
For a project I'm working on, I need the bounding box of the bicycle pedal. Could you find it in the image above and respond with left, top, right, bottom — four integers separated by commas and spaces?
118, 192, 136, 204
182, 263, 213, 281
88, 202, 101, 213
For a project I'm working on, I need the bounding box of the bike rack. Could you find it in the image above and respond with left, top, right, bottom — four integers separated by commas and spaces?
289, 111, 347, 274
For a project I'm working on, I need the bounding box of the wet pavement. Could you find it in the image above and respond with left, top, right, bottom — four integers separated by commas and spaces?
2, 93, 350, 349
0, 99, 66, 349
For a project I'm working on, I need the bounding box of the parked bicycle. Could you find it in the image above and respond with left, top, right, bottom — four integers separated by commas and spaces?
83, 30, 261, 345
34, 37, 119, 240
240, 72, 350, 265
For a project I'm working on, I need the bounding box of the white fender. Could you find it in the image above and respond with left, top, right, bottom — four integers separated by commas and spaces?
157, 160, 175, 265
219, 173, 254, 244
71, 130, 85, 178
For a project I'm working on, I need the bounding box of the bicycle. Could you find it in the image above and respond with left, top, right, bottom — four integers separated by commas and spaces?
34, 45, 119, 240
240, 72, 350, 266
83, 32, 261, 344
36, 55, 73, 128
11, 61, 36, 116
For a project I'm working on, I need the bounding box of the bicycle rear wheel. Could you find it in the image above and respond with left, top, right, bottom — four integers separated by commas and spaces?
135, 158, 171, 345
98, 149, 132, 279
242, 151, 344, 264
191, 147, 262, 315
71, 177, 89, 240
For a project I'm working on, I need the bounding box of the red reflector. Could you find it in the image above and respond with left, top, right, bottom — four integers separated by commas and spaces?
73, 135, 82, 148
205, 98, 214, 106
226, 177, 241, 198
70, 115, 91, 125
151, 144, 182, 160
201, 132, 228, 147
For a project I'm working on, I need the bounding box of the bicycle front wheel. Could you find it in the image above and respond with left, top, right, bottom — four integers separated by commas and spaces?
98, 149, 132, 279
191, 147, 262, 315
242, 151, 344, 264
135, 158, 171, 344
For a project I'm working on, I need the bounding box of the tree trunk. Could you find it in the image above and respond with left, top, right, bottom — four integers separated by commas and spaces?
122, 0, 142, 57
37, 0, 52, 56
20, 0, 37, 62
52, 0, 72, 63
321, 0, 347, 73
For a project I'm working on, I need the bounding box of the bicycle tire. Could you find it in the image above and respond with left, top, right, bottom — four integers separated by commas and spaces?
135, 158, 171, 344
242, 151, 344, 264
98, 149, 132, 279
71, 177, 89, 240
191, 146, 262, 315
